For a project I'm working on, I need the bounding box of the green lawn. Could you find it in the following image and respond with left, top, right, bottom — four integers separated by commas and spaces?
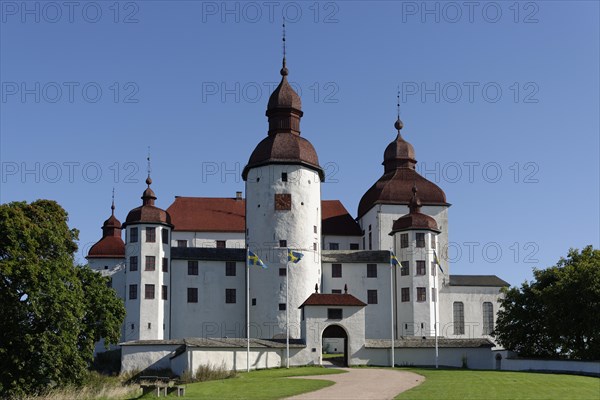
140, 367, 345, 400
395, 368, 600, 400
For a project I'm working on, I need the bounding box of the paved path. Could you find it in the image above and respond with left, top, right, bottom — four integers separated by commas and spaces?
284, 367, 424, 400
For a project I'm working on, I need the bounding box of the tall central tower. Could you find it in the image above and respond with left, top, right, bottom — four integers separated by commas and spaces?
242, 49, 324, 339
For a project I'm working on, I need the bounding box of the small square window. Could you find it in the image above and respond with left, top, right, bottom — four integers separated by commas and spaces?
188, 260, 199, 275
162, 257, 169, 272
313, 242, 317, 251
252, 298, 256, 306
130, 227, 138, 243
281, 172, 288, 182
145, 256, 156, 271
314, 225, 317, 234
367, 290, 378, 304
367, 263, 377, 278
146, 227, 156, 243
332, 263, 342, 278
216, 240, 226, 249
329, 243, 339, 250
416, 260, 426, 275
279, 240, 287, 248
145, 284, 155, 299
129, 284, 138, 300
401, 261, 409, 276
177, 240, 187, 248
279, 268, 287, 276
279, 303, 286, 311
350, 243, 359, 250
187, 288, 198, 303
226, 261, 236, 276
417, 287, 426, 302
327, 308, 343, 320
401, 287, 410, 302
226, 289, 236, 304
332, 289, 342, 294
400, 233, 409, 248
130, 256, 138, 272
162, 228, 169, 244
162, 285, 168, 300
416, 233, 426, 248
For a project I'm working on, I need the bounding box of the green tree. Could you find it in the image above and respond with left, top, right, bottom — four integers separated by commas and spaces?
0, 200, 125, 397
495, 245, 600, 360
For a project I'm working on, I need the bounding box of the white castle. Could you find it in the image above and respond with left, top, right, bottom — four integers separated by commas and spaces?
87, 52, 508, 371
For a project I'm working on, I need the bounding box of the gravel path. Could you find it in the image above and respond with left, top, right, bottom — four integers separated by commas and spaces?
284, 367, 424, 400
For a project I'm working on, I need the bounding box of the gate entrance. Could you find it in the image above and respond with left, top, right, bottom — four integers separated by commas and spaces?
322, 324, 348, 367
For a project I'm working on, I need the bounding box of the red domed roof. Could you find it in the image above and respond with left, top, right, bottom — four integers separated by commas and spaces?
390, 185, 440, 234
87, 201, 125, 259
123, 176, 172, 227
358, 120, 447, 218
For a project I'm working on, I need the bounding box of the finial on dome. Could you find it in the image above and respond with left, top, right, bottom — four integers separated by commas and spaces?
344, 284, 348, 294
315, 283, 319, 293
111, 187, 115, 215
146, 147, 152, 187
409, 182, 422, 213
395, 86, 404, 132
280, 18, 288, 76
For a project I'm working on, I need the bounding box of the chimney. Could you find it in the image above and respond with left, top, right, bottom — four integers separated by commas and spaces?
235, 191, 243, 200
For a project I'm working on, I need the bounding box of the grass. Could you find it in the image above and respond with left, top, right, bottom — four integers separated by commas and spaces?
23, 372, 139, 400
322, 353, 344, 359
394, 368, 600, 400
141, 366, 345, 400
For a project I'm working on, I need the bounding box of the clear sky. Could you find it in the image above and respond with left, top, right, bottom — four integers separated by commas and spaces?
1, 1, 598, 287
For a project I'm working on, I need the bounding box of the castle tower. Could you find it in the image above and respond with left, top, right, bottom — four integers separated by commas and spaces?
242, 43, 324, 339
122, 173, 173, 341
390, 180, 441, 338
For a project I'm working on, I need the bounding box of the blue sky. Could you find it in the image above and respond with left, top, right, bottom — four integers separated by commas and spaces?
1, 1, 598, 287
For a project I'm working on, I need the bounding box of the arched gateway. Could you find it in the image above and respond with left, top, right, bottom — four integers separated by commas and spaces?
322, 324, 349, 366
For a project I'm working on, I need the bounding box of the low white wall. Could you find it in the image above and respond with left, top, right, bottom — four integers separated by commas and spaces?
498, 356, 600, 376
121, 345, 181, 374
361, 347, 493, 369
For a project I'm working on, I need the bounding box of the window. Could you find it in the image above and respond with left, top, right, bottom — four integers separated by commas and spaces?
417, 287, 426, 302
367, 290, 378, 304
129, 284, 138, 300
313, 242, 317, 251
453, 302, 465, 335
130, 227, 138, 243
216, 240, 226, 249
279, 303, 286, 311
281, 172, 288, 182
148, 323, 151, 330
350, 243, 359, 250
332, 263, 342, 278
187, 288, 198, 303
145, 256, 155, 271
252, 298, 256, 306
401, 287, 410, 302
145, 284, 155, 299
400, 233, 409, 248
314, 225, 317, 234
130, 256, 138, 272
146, 227, 156, 243
162, 257, 169, 272
332, 289, 342, 294
416, 233, 425, 248
177, 240, 187, 248
226, 289, 236, 304
430, 234, 436, 249
279, 240, 287, 247
188, 260, 199, 275
279, 268, 286, 276
431, 261, 436, 276
416, 260, 426, 275
431, 288, 437, 302
162, 228, 169, 244
329, 243, 339, 250
225, 261, 236, 276
327, 308, 342, 320
367, 264, 377, 278
275, 193, 292, 210
400, 261, 409, 276
368, 232, 372, 250
483, 302, 494, 335
162, 285, 168, 300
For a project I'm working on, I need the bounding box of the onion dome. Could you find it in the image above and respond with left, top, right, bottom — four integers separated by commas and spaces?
358, 118, 447, 218
87, 199, 125, 259
242, 55, 324, 181
123, 175, 172, 227
390, 184, 441, 234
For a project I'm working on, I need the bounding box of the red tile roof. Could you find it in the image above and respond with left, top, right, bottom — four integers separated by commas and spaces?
166, 197, 362, 236
299, 293, 366, 308
87, 236, 125, 259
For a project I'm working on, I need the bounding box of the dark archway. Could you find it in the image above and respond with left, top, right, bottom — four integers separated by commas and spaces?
322, 324, 349, 367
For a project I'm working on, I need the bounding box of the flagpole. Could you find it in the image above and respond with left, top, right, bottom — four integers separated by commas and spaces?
390, 249, 395, 368
286, 250, 290, 369
434, 250, 439, 369
246, 246, 250, 373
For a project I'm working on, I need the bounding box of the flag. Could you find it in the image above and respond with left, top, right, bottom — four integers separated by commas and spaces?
390, 251, 400, 267
433, 250, 444, 274
288, 249, 303, 263
248, 250, 267, 269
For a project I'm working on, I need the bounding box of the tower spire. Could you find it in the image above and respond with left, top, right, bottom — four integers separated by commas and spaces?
111, 187, 115, 216
395, 86, 404, 133
281, 18, 288, 76
146, 147, 152, 187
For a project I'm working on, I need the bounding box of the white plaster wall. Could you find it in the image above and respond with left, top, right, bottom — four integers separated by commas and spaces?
496, 355, 600, 375
246, 164, 322, 339
322, 235, 362, 250
439, 285, 503, 340
303, 306, 366, 366
363, 347, 493, 369
124, 224, 171, 341
171, 231, 245, 249
120, 345, 180, 374
170, 259, 245, 339
321, 262, 391, 339
323, 338, 344, 353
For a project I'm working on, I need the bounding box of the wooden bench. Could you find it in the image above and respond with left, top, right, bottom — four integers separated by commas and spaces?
138, 376, 185, 397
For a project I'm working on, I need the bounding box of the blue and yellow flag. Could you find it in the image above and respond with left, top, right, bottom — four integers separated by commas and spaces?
433, 250, 444, 273
248, 250, 267, 269
390, 251, 400, 267
288, 249, 303, 264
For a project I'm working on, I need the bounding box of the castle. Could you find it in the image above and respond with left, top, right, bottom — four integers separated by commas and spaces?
86, 49, 508, 371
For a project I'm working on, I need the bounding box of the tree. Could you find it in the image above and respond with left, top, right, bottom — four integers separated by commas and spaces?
494, 245, 600, 360
0, 200, 125, 397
